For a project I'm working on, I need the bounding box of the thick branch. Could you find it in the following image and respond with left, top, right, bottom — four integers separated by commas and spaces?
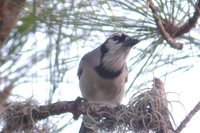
1, 78, 176, 133
148, 0, 183, 50
32, 98, 98, 121
1, 98, 124, 132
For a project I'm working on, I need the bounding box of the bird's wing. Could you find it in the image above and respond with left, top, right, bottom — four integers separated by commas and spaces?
77, 59, 84, 79
77, 47, 101, 79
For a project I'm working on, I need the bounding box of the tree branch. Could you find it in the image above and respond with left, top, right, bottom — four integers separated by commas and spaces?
1, 98, 124, 132
0, 78, 177, 133
148, 0, 183, 50
175, 101, 200, 132
1, 78, 200, 133
173, 0, 200, 38
0, 0, 26, 47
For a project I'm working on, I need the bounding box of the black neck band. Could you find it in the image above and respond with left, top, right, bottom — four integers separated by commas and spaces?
95, 64, 123, 79
96, 43, 123, 79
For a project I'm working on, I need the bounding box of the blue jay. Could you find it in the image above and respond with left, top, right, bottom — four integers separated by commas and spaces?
77, 33, 139, 133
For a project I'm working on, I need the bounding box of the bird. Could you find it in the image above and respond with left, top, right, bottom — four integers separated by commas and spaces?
77, 32, 139, 133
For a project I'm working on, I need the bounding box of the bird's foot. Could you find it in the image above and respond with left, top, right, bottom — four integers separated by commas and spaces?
73, 96, 88, 120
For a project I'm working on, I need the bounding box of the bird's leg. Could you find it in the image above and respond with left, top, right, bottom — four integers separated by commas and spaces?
72, 96, 88, 120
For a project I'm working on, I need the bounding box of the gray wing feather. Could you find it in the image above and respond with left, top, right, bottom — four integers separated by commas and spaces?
77, 47, 101, 79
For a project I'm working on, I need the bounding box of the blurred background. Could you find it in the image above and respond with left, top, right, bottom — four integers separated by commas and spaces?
0, 0, 200, 132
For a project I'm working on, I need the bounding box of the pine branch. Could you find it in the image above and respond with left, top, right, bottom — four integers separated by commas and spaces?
148, 0, 200, 50
173, 0, 200, 38
148, 0, 183, 50
176, 101, 200, 132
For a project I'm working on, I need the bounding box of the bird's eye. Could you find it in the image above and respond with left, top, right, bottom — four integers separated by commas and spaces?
113, 36, 120, 41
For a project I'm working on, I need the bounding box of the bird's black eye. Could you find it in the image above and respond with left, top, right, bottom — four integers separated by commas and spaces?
113, 35, 120, 41
113, 34, 126, 43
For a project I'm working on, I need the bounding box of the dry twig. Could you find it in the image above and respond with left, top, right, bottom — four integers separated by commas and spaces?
148, 0, 183, 50
148, 0, 200, 50
173, 0, 200, 38
176, 101, 200, 132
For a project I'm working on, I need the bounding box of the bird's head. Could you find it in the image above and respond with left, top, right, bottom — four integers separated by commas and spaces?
100, 32, 139, 71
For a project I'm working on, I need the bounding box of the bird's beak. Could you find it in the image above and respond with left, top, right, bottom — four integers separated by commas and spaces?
123, 36, 140, 47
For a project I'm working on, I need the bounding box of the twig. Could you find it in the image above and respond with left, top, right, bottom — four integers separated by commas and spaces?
173, 0, 200, 38
148, 0, 183, 50
175, 101, 200, 133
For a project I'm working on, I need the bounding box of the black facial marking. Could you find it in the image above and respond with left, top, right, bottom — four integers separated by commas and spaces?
100, 43, 108, 60
96, 36, 124, 79
113, 35, 121, 41
95, 64, 123, 79
101, 43, 108, 54
113, 33, 127, 44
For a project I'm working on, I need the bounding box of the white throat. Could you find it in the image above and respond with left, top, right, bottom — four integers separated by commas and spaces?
102, 49, 128, 71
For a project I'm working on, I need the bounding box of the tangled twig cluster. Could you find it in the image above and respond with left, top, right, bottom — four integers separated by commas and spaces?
82, 79, 173, 133
0, 99, 53, 133
89, 91, 171, 133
